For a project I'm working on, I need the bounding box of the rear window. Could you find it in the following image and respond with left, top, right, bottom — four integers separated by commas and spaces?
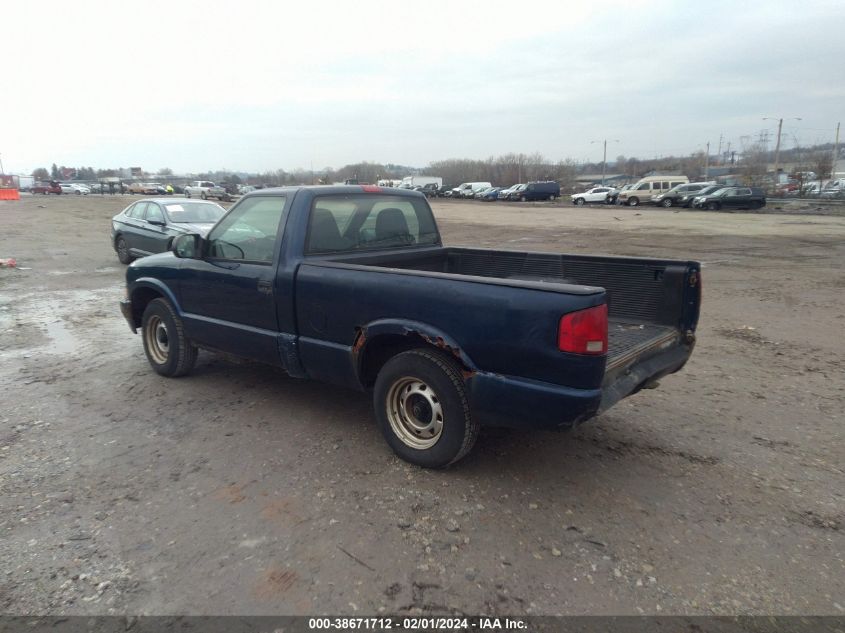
306, 195, 439, 254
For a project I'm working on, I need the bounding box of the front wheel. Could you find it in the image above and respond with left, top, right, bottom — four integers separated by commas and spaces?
141, 298, 197, 377
661, 198, 673, 207
628, 197, 640, 207
185, 190, 192, 198
201, 192, 207, 200
574, 198, 585, 206
707, 202, 720, 210
519, 195, 526, 202
374, 349, 479, 468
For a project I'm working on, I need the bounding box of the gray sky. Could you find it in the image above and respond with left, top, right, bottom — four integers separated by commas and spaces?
3, 0, 843, 174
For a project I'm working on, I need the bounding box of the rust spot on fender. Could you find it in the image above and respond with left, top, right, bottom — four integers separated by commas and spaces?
418, 332, 464, 361
352, 327, 367, 356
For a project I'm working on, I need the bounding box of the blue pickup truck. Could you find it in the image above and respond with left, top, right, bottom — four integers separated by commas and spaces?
119, 185, 701, 468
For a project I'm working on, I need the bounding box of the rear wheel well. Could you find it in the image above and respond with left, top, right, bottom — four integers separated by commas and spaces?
358, 333, 471, 388
131, 287, 165, 328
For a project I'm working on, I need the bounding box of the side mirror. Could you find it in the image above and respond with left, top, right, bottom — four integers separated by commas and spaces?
172, 233, 202, 259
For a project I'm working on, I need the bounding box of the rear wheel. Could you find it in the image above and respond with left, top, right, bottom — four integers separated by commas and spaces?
185, 190, 191, 198
141, 298, 197, 377
115, 236, 134, 264
661, 198, 674, 207
201, 192, 207, 200
374, 349, 478, 468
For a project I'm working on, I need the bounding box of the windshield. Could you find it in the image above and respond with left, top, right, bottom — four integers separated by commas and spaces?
164, 201, 226, 223
306, 194, 439, 254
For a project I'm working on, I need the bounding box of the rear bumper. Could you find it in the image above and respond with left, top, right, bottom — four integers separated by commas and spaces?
468, 342, 693, 431
469, 372, 602, 431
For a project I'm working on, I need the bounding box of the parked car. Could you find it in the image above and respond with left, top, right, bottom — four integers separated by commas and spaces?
692, 187, 766, 210
128, 182, 166, 195
451, 182, 492, 198
435, 185, 452, 197
650, 182, 713, 208
60, 183, 90, 195
476, 187, 502, 201
184, 181, 224, 200
111, 198, 226, 264
419, 183, 440, 198
499, 184, 526, 200
607, 184, 631, 204
618, 176, 689, 206
679, 185, 723, 208
570, 186, 615, 206
119, 185, 701, 468
511, 181, 560, 202
31, 181, 62, 194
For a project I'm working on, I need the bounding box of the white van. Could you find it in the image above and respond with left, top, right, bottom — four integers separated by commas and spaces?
618, 175, 689, 206
452, 182, 492, 198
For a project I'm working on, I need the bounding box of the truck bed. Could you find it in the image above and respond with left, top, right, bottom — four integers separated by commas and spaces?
329, 246, 695, 370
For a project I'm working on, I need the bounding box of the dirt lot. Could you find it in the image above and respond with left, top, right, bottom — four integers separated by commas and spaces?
1, 193, 843, 616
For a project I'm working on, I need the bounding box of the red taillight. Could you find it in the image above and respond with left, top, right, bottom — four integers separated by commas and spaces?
361, 185, 381, 192
558, 304, 608, 355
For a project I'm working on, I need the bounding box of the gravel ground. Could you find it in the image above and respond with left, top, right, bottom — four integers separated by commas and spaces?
0, 193, 843, 616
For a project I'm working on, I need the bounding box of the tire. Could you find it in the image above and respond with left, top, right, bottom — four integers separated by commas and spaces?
707, 202, 720, 211
574, 198, 585, 206
201, 192, 207, 200
628, 197, 640, 207
115, 236, 134, 265
185, 190, 192, 198
141, 298, 197, 377
661, 198, 674, 208
519, 195, 526, 202
750, 201, 762, 209
374, 349, 479, 468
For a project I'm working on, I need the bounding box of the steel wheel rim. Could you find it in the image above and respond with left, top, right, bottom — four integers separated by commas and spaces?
117, 238, 128, 259
145, 315, 169, 364
386, 376, 444, 449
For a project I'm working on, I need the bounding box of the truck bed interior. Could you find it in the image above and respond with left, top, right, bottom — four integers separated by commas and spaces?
330, 247, 688, 369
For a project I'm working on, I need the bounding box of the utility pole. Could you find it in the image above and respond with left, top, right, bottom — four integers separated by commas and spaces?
591, 139, 619, 185
764, 116, 801, 184
717, 134, 723, 164
0, 154, 4, 175
704, 142, 710, 179
832, 122, 841, 179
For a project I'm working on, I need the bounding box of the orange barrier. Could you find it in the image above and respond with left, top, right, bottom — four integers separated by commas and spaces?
0, 189, 20, 200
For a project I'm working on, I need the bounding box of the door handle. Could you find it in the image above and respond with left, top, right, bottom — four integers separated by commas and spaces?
257, 280, 273, 295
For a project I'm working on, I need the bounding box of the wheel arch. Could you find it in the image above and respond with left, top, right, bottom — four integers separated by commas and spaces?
128, 279, 180, 329
353, 319, 478, 388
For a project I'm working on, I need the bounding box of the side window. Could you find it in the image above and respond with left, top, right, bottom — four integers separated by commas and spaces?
145, 203, 165, 223
207, 195, 287, 262
129, 202, 148, 218
636, 183, 650, 191
670, 181, 684, 188
661, 181, 669, 189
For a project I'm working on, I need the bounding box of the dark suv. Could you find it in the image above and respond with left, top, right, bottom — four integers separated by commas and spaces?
692, 186, 766, 210
511, 181, 560, 202
650, 182, 712, 208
